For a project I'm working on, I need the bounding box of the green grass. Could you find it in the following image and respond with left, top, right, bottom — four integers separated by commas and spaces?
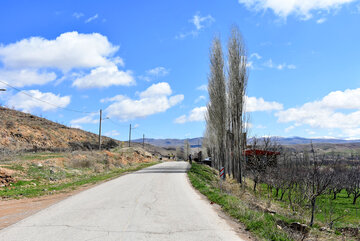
255, 183, 360, 229
0, 161, 159, 199
18, 152, 65, 161
316, 190, 360, 227
0, 163, 25, 171
188, 163, 294, 241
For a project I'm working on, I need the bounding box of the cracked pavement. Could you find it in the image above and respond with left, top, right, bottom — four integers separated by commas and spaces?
0, 161, 243, 241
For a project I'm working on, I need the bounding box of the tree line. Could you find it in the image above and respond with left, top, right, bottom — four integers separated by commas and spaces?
203, 27, 360, 228
204, 26, 248, 184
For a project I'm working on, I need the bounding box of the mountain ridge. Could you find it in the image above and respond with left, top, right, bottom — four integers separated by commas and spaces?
134, 136, 360, 147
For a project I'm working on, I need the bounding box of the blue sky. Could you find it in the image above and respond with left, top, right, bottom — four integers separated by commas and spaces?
1, 0, 360, 140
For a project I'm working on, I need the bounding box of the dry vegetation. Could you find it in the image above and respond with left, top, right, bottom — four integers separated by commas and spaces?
0, 107, 116, 153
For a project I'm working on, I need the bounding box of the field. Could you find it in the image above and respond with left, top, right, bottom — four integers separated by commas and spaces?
188, 163, 359, 241
253, 183, 360, 229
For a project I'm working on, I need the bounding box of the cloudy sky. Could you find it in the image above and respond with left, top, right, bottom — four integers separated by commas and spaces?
0, 0, 360, 140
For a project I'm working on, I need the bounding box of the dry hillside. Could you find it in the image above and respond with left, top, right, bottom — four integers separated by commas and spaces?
0, 107, 116, 153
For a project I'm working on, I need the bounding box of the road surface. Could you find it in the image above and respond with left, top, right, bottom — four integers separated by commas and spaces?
0, 162, 244, 241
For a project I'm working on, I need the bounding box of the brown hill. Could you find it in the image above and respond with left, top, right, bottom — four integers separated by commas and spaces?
0, 107, 116, 153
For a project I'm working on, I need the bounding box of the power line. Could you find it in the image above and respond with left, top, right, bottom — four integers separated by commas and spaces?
0, 80, 97, 114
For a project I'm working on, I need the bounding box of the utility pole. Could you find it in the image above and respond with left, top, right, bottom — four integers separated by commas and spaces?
143, 134, 145, 148
98, 109, 102, 150
128, 124, 131, 147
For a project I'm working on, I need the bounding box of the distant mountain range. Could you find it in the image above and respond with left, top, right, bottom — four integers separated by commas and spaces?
133, 136, 360, 147
133, 138, 203, 148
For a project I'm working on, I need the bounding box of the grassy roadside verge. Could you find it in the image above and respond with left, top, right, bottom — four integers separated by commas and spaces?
1, 161, 159, 199
188, 163, 296, 241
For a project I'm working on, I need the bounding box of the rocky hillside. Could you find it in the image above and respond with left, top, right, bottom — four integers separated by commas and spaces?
0, 107, 116, 153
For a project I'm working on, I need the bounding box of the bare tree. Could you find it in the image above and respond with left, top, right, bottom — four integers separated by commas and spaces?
303, 146, 336, 227
183, 139, 190, 161
176, 146, 183, 161
227, 26, 248, 183
246, 137, 280, 192
206, 36, 227, 171
347, 165, 360, 205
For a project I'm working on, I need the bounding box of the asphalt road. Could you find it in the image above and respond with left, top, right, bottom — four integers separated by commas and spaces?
0, 161, 243, 241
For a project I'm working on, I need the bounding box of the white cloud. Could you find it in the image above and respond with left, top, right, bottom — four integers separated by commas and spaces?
188, 106, 207, 121
0, 32, 135, 89
139, 82, 172, 98
85, 14, 98, 23
146, 67, 169, 77
0, 31, 119, 72
195, 95, 206, 103
176, 12, 215, 39
100, 95, 126, 103
247, 61, 254, 69
138, 75, 152, 82
73, 12, 84, 19
104, 82, 184, 121
72, 63, 135, 88
70, 113, 99, 125
104, 130, 121, 137
175, 31, 198, 40
70, 124, 82, 129
0, 69, 56, 87
197, 84, 208, 91
238, 0, 356, 19
250, 53, 262, 59
316, 18, 327, 23
276, 88, 360, 137
264, 59, 296, 70
285, 125, 295, 132
248, 54, 295, 70
174, 115, 187, 124
190, 13, 215, 30
175, 106, 207, 124
7, 90, 70, 112
246, 96, 283, 112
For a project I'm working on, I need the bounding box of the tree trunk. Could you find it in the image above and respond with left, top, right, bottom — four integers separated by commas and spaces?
310, 198, 316, 227
275, 188, 279, 198
280, 190, 285, 201
353, 195, 359, 205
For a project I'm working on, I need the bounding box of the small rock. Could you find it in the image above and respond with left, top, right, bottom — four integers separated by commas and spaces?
290, 222, 310, 234
319, 227, 333, 233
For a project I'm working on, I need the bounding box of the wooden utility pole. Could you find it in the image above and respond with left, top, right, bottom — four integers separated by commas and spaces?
128, 124, 131, 147
98, 109, 102, 150
143, 134, 145, 148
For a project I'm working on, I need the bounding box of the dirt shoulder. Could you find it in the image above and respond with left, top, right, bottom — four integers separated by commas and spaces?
0, 190, 76, 230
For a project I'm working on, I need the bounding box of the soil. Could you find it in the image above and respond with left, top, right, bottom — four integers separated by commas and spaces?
0, 191, 74, 230
0, 168, 16, 187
